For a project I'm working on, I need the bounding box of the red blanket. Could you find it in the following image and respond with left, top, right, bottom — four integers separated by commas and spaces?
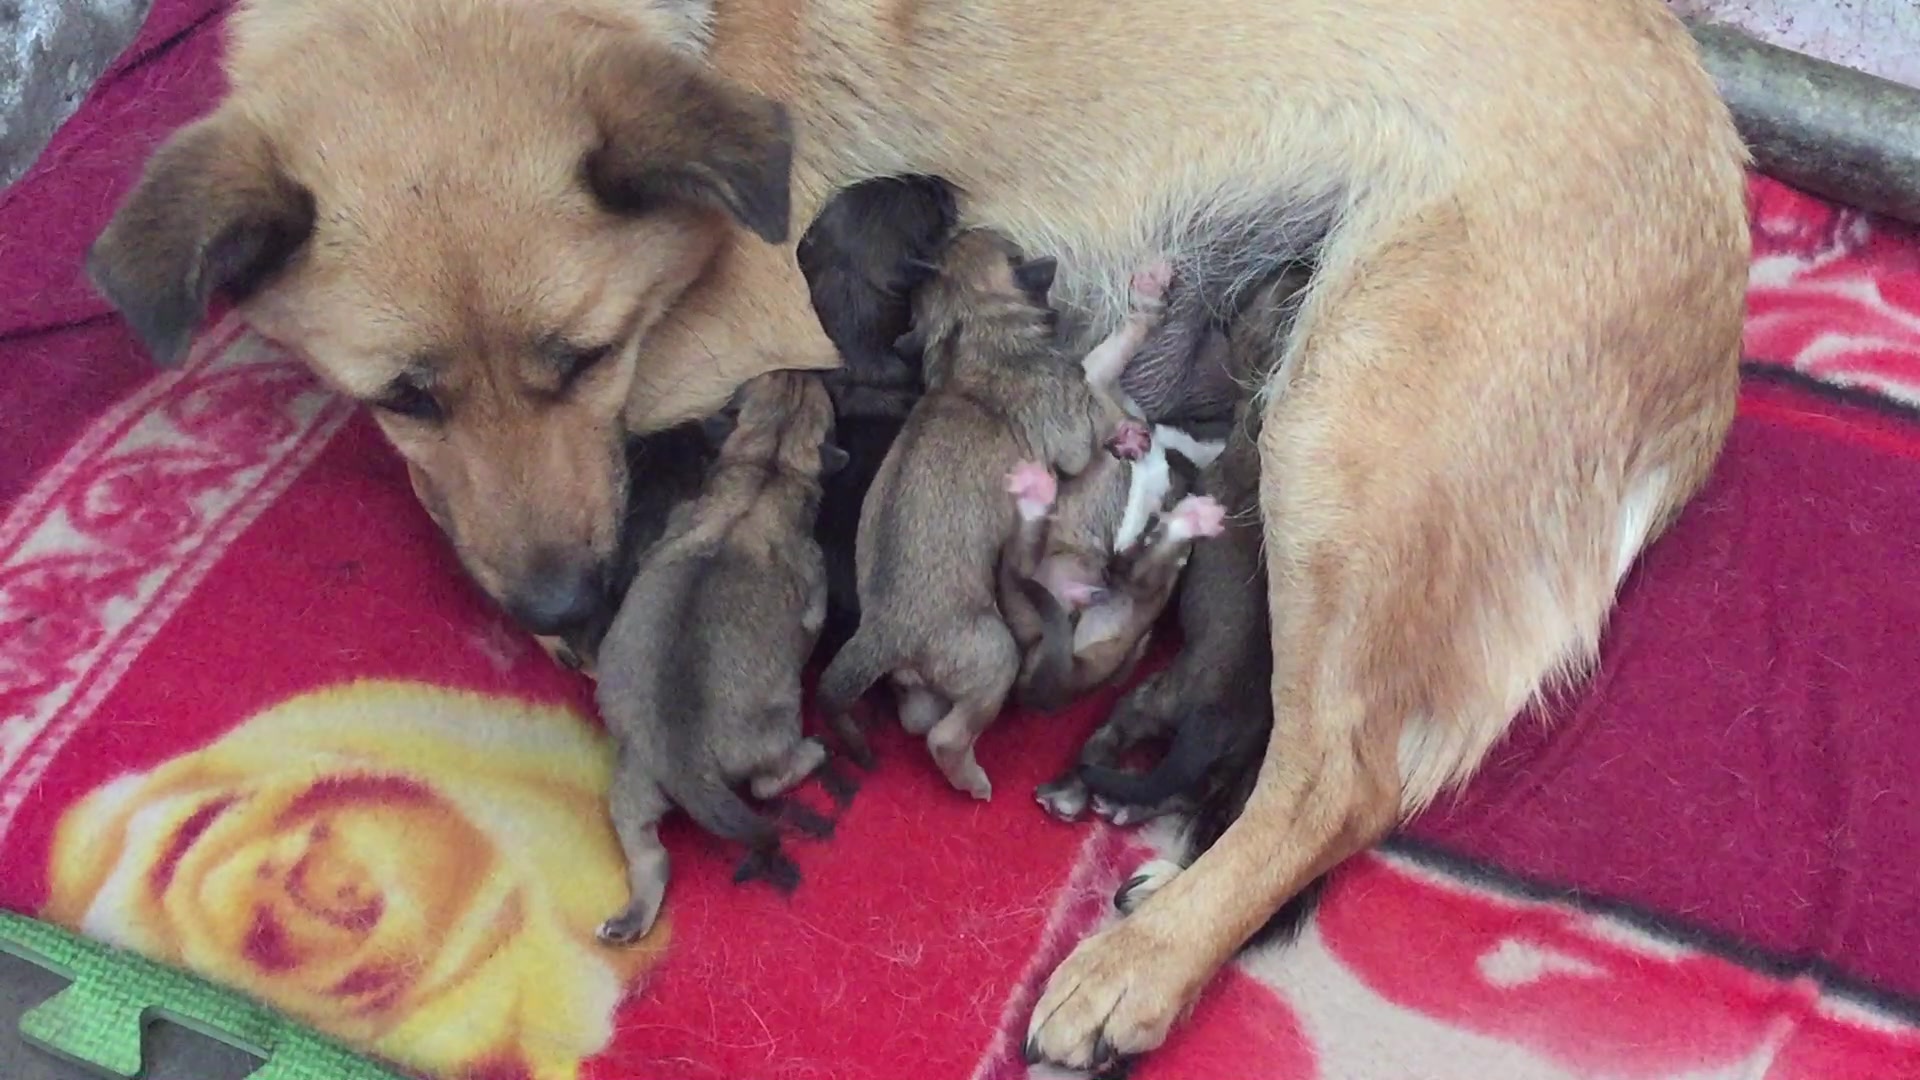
4, 4, 1919, 1078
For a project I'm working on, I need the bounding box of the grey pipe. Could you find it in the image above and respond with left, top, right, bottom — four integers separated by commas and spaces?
1690, 22, 1920, 225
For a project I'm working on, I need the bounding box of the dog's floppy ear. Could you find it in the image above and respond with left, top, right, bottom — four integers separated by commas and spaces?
582, 42, 794, 245
892, 328, 927, 364
1012, 256, 1057, 300
86, 111, 315, 366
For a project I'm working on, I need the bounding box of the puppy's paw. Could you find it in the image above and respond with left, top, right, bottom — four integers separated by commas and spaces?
1036, 775, 1091, 821
597, 907, 659, 947
1007, 461, 1059, 519
1128, 261, 1174, 312
1164, 495, 1227, 542
1114, 859, 1183, 915
1024, 918, 1205, 1072
1105, 420, 1152, 461
1060, 581, 1111, 610
1089, 794, 1149, 827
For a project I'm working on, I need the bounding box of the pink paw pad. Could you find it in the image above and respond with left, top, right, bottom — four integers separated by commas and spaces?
1060, 581, 1110, 609
1005, 462, 1057, 517
1129, 260, 1174, 307
1105, 420, 1152, 461
1167, 495, 1228, 540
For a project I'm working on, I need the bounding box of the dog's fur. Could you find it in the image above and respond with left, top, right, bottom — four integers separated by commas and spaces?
593, 369, 837, 946
816, 228, 1138, 800
86, 0, 1751, 1067
796, 174, 959, 656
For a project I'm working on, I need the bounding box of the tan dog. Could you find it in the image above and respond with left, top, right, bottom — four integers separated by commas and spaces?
593, 369, 840, 945
85, 0, 1749, 1068
816, 228, 1141, 800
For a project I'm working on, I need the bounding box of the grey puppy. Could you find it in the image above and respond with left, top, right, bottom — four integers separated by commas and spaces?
816, 228, 1152, 800
595, 370, 846, 946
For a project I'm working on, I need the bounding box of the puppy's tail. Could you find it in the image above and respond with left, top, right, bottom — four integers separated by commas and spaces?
1012, 577, 1078, 713
1077, 702, 1239, 806
816, 631, 892, 766
664, 768, 781, 853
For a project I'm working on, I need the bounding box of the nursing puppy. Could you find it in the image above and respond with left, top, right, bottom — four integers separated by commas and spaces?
1017, 490, 1227, 713
85, 0, 1751, 1066
797, 175, 959, 656
817, 229, 1147, 800
594, 370, 841, 946
1039, 412, 1270, 826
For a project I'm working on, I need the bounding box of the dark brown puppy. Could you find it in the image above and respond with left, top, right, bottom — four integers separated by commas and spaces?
595, 370, 841, 946
816, 228, 1140, 800
797, 175, 959, 657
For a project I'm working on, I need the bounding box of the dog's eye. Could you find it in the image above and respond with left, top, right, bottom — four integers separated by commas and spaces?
372, 380, 443, 423
561, 343, 617, 387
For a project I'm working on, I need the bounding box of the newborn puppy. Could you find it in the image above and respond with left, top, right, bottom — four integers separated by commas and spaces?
1034, 268, 1300, 824
801, 175, 958, 423
1016, 489, 1228, 713
797, 175, 959, 656
595, 370, 844, 946
817, 228, 1151, 800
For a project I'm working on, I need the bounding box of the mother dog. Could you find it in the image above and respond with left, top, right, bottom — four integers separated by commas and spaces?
86, 0, 1749, 1068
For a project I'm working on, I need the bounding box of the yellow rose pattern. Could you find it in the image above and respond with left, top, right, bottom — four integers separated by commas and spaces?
42, 680, 666, 1080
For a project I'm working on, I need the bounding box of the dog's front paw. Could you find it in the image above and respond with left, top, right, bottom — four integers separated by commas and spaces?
1128, 261, 1174, 313
1024, 920, 1204, 1072
1007, 460, 1059, 520
1036, 774, 1091, 820
1164, 495, 1227, 541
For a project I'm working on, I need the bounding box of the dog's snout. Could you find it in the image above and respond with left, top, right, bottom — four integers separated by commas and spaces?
505, 555, 607, 637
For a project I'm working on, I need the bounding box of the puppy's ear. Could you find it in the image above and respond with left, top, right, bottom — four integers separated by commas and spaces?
86, 111, 315, 366
892, 328, 926, 364
583, 42, 794, 245
819, 442, 851, 478
1012, 256, 1057, 300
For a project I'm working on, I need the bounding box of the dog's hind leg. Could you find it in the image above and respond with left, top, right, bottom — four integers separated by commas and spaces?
924, 616, 1020, 800
895, 681, 948, 736
599, 756, 674, 946
1024, 196, 1740, 1068
751, 735, 829, 799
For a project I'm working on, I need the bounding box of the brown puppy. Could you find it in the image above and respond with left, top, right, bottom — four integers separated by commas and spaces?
1017, 492, 1227, 713
816, 228, 1141, 800
593, 369, 841, 946
85, 0, 1749, 1066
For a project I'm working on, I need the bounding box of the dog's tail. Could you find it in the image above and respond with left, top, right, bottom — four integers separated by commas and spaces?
1077, 702, 1240, 806
816, 630, 894, 766
1011, 577, 1078, 713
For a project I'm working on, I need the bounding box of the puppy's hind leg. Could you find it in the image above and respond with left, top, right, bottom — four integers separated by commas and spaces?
1035, 681, 1181, 821
750, 735, 829, 799
599, 754, 673, 946
895, 681, 948, 736
925, 615, 1020, 800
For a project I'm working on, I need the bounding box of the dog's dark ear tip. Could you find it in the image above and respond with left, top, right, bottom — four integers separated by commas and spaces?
818, 442, 851, 478
1013, 255, 1058, 298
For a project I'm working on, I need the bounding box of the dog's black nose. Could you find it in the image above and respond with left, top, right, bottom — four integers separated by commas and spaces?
506, 559, 605, 637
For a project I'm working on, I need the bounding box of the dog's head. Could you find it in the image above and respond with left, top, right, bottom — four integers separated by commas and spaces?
85, 0, 793, 637
895, 228, 1058, 379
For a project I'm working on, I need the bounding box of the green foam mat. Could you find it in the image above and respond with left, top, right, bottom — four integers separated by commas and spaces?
0, 911, 405, 1080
